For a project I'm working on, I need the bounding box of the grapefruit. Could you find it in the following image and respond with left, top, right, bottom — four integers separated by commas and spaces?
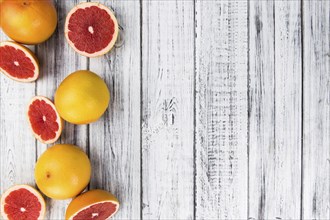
65, 189, 119, 220
64, 2, 119, 57
35, 144, 91, 200
0, 184, 46, 220
27, 96, 63, 144
0, 41, 39, 82
0, 0, 57, 44
54, 70, 110, 124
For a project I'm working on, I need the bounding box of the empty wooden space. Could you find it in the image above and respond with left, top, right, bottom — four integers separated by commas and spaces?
0, 0, 329, 219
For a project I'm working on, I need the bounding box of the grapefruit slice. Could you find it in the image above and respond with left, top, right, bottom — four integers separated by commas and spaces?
64, 2, 119, 57
27, 96, 63, 144
65, 189, 119, 220
0, 41, 39, 82
1, 184, 46, 220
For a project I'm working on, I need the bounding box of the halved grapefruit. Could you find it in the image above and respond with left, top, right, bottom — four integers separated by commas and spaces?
64, 2, 119, 57
65, 189, 119, 220
27, 96, 63, 144
0, 41, 39, 82
1, 184, 46, 220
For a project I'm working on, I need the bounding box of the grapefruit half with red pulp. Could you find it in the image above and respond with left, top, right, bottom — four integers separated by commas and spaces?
65, 2, 119, 57
1, 185, 46, 220
27, 96, 63, 144
0, 41, 39, 82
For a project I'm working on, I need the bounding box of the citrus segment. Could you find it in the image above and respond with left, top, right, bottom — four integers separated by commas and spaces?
65, 2, 119, 57
65, 189, 119, 220
27, 96, 63, 144
0, 41, 39, 82
1, 185, 46, 220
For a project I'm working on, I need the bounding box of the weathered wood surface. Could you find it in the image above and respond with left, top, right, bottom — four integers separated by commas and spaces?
248, 1, 276, 219
249, 1, 303, 219
302, 1, 330, 219
141, 1, 195, 219
272, 1, 302, 218
195, 1, 248, 219
0, 1, 329, 219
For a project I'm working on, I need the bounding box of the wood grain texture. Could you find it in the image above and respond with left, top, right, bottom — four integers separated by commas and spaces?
0, 31, 36, 192
273, 1, 302, 218
141, 1, 195, 219
195, 1, 248, 219
1, 1, 330, 219
302, 1, 330, 219
248, 1, 276, 219
35, 0, 88, 219
249, 1, 302, 219
88, 1, 141, 219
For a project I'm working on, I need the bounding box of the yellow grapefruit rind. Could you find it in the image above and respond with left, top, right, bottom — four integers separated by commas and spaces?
64, 2, 119, 58
27, 96, 64, 144
0, 0, 57, 45
0, 41, 39, 82
35, 144, 91, 200
65, 189, 119, 220
54, 70, 110, 125
0, 184, 46, 220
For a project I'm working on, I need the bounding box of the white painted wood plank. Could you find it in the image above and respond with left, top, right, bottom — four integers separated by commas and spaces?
302, 1, 330, 219
195, 1, 248, 219
35, 0, 88, 219
248, 1, 275, 219
88, 1, 141, 219
141, 1, 194, 219
249, 1, 303, 219
273, 1, 302, 218
0, 31, 36, 194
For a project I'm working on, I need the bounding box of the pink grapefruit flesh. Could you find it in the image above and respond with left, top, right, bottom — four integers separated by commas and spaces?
66, 189, 119, 220
65, 2, 119, 57
0, 41, 39, 82
27, 96, 63, 144
72, 202, 117, 220
1, 185, 46, 220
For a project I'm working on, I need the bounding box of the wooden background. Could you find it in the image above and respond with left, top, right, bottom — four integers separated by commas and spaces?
1, 0, 329, 219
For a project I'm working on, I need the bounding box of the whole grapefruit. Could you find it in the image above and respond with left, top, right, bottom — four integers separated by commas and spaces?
34, 144, 91, 200
55, 70, 110, 124
0, 0, 57, 44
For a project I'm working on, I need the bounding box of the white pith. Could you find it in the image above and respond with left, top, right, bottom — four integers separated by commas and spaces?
0, 41, 39, 82
69, 201, 119, 220
64, 2, 119, 58
0, 185, 46, 220
27, 96, 63, 144
88, 26, 94, 34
